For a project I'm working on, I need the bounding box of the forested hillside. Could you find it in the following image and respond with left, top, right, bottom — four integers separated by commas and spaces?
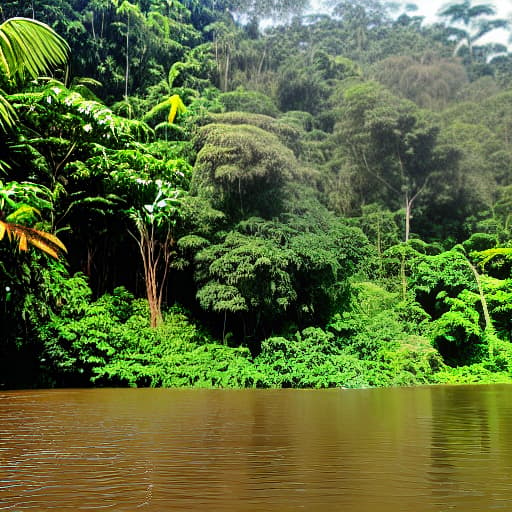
1, 0, 511, 388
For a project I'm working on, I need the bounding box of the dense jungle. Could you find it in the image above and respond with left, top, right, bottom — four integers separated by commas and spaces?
1, 0, 511, 389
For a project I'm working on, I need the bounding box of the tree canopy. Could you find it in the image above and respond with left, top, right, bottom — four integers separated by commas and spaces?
1, 0, 512, 389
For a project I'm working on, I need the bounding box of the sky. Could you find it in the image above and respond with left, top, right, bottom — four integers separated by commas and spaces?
309, 0, 512, 46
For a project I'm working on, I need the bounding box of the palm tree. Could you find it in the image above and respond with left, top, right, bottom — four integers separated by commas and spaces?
115, 1, 143, 100
0, 17, 69, 130
438, 1, 508, 62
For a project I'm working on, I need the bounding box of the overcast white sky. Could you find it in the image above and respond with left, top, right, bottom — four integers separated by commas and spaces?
310, 0, 512, 46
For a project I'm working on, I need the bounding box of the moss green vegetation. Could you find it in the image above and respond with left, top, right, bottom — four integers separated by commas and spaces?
1, 0, 512, 388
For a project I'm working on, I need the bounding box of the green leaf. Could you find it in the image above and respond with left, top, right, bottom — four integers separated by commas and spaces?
0, 17, 69, 82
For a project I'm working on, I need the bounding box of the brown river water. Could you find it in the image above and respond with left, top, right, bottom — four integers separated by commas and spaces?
1, 385, 512, 511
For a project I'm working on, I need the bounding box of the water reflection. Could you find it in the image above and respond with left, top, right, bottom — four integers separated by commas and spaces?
0, 386, 511, 511
429, 385, 512, 508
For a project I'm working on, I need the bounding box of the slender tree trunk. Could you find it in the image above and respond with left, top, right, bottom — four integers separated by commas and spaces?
257, 47, 267, 83
376, 216, 383, 275
214, 38, 221, 81
400, 247, 407, 301
132, 223, 174, 328
403, 177, 429, 242
124, 11, 130, 99
405, 194, 411, 242
467, 259, 494, 359
238, 177, 244, 215
91, 11, 96, 42
223, 50, 230, 92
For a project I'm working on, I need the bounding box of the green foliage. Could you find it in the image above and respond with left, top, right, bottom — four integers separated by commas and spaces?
330, 79, 460, 241
219, 88, 280, 117
254, 328, 369, 388
428, 289, 487, 366
0, 258, 91, 387
372, 54, 468, 109
253, 322, 444, 389
10, 81, 153, 148
410, 247, 475, 299
0, 180, 66, 258
38, 287, 261, 387
476, 247, 512, 268
276, 64, 328, 114
434, 364, 512, 384
0, 17, 69, 86
0, 94, 16, 132
3, 0, 512, 390
201, 111, 301, 154
356, 204, 401, 266
144, 94, 187, 126
327, 281, 443, 385
195, 230, 297, 319
192, 121, 300, 219
194, 214, 370, 339
438, 0, 508, 64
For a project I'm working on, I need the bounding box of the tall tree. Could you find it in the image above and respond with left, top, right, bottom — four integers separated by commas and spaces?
372, 54, 468, 110
438, 1, 508, 62
128, 180, 184, 327
328, 0, 391, 53
333, 81, 457, 241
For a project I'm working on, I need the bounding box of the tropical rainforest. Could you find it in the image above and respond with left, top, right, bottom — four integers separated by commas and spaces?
1, 0, 511, 389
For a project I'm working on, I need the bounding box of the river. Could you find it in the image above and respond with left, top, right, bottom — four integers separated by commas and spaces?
1, 385, 511, 511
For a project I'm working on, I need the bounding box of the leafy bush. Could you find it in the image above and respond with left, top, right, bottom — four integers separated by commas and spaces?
327, 281, 444, 385
254, 328, 370, 388
37, 288, 261, 388
434, 364, 512, 384
253, 325, 444, 389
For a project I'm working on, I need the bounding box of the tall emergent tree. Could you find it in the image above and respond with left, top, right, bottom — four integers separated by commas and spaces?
334, 81, 457, 241
438, 1, 508, 62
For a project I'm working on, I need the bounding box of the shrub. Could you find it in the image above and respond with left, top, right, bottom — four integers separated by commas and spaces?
38, 288, 261, 388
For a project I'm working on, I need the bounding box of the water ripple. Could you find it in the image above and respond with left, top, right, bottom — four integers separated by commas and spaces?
1, 387, 512, 511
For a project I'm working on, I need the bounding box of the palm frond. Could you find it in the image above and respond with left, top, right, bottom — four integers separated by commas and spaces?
0, 93, 17, 132
467, 5, 496, 19
0, 17, 69, 82
155, 121, 185, 134
143, 98, 171, 123
144, 94, 187, 125
0, 219, 67, 259
168, 94, 186, 123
